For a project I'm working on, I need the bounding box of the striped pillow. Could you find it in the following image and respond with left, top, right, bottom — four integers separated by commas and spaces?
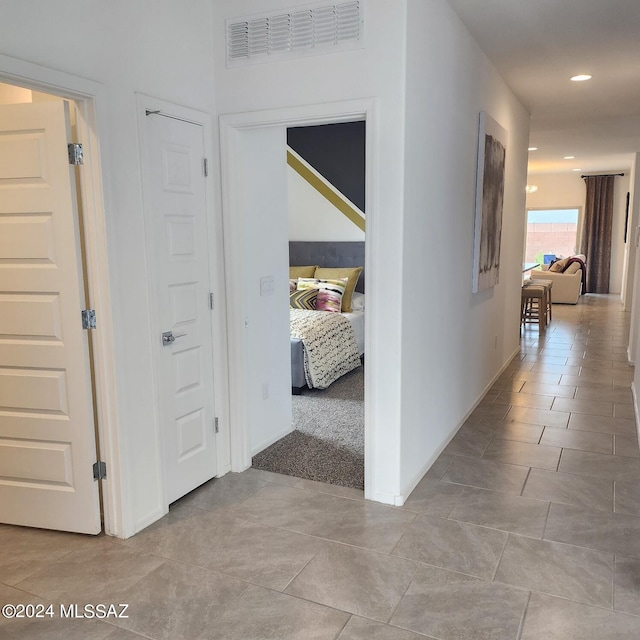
314, 267, 362, 312
297, 278, 347, 313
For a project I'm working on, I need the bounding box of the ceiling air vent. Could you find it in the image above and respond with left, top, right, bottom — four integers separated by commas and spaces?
226, 1, 363, 67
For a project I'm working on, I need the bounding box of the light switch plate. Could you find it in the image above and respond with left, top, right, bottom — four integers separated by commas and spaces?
260, 276, 275, 296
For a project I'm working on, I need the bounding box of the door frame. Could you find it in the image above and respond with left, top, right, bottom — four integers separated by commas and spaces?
219, 98, 377, 500
135, 94, 231, 504
0, 54, 122, 536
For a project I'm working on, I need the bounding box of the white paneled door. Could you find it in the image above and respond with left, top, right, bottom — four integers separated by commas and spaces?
141, 111, 217, 504
0, 101, 101, 534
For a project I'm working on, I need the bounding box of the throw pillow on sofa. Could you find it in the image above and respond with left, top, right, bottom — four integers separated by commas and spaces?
549, 257, 571, 272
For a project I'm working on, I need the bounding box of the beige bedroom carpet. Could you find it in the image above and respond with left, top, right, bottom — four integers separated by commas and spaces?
252, 366, 364, 489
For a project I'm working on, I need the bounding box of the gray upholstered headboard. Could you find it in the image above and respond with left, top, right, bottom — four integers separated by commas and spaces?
289, 241, 365, 293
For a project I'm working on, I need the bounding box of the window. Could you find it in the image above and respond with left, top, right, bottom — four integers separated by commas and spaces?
525, 208, 579, 264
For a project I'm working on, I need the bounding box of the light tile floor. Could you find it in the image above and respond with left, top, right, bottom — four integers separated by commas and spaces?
1, 294, 640, 639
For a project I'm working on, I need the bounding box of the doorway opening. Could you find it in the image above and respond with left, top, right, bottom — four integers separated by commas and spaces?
252, 121, 366, 490
0, 70, 119, 536
219, 99, 375, 500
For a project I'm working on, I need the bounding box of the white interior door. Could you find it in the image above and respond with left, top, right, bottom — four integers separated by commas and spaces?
0, 100, 101, 534
141, 111, 217, 504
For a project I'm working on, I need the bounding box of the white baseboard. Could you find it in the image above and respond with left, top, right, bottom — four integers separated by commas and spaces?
250, 425, 294, 457
395, 345, 522, 506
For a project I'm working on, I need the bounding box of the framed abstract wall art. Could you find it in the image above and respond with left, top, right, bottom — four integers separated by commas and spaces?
472, 111, 508, 293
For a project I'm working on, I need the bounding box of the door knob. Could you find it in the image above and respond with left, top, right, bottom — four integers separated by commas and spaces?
162, 331, 186, 346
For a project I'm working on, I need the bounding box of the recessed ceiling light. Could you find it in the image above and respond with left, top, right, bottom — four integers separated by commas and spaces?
570, 74, 592, 82
525, 185, 538, 194
528, 147, 538, 151
572, 168, 582, 172
564, 156, 575, 160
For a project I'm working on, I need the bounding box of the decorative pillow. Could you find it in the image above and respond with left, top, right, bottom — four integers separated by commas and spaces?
549, 257, 570, 272
289, 265, 318, 279
289, 279, 297, 293
314, 267, 363, 312
297, 278, 348, 313
351, 292, 365, 311
289, 288, 318, 310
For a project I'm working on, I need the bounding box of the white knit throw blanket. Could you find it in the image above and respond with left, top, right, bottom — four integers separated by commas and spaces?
290, 309, 361, 389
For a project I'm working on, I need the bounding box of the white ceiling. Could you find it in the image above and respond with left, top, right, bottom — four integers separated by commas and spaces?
446, 0, 640, 175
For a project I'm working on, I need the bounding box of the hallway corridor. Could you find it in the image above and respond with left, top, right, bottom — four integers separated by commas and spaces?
1, 295, 639, 639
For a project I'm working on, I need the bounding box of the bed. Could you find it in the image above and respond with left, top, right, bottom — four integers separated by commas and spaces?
289, 241, 365, 394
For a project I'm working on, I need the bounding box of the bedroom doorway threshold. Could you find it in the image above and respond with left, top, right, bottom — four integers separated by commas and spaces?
220, 98, 379, 502
252, 366, 364, 491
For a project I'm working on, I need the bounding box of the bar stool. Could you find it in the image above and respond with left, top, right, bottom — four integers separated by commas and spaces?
524, 278, 553, 325
521, 284, 546, 330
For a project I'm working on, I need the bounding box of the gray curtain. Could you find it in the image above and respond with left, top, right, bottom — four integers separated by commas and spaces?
581, 175, 615, 293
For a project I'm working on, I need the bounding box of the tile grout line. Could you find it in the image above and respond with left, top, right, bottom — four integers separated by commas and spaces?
279, 547, 322, 594
555, 444, 564, 472
491, 532, 511, 582
516, 591, 532, 640
332, 614, 353, 640
612, 553, 617, 614
384, 563, 420, 626
519, 466, 533, 497
541, 500, 553, 540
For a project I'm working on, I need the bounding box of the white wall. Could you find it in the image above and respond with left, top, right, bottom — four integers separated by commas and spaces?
626, 156, 640, 443
626, 155, 640, 363
398, 0, 530, 496
214, 0, 408, 503
288, 167, 366, 241
214, 0, 530, 503
0, 0, 219, 536
0, 0, 534, 527
622, 155, 640, 312
525, 171, 631, 294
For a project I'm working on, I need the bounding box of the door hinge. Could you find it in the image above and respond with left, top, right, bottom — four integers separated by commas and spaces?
68, 143, 84, 165
81, 309, 96, 329
209, 292, 215, 310
214, 417, 219, 433
93, 460, 107, 481
203, 158, 209, 177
